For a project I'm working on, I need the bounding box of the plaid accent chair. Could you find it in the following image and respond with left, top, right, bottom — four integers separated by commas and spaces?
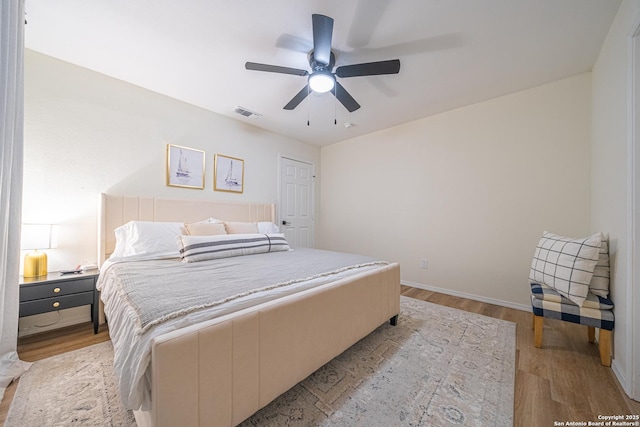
531, 282, 614, 366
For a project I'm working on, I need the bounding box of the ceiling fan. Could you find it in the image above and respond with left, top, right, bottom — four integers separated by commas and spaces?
245, 14, 400, 113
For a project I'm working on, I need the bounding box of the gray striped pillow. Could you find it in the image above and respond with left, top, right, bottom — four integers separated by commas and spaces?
178, 233, 290, 263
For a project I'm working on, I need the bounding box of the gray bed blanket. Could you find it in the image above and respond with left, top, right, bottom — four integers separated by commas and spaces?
103, 248, 387, 333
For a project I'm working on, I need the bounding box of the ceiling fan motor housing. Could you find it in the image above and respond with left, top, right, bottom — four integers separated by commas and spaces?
308, 50, 335, 72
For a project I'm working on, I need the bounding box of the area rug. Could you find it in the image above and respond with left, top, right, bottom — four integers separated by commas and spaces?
4, 341, 135, 427
6, 296, 515, 426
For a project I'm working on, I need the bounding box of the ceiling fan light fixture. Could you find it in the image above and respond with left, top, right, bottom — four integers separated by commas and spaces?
308, 71, 335, 93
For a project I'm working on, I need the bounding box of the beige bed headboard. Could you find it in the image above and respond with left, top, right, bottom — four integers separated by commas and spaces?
99, 193, 276, 264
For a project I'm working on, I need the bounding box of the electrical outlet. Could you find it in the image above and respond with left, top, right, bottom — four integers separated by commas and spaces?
420, 259, 428, 269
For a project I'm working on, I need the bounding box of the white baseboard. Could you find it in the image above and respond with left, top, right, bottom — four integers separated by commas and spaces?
401, 280, 531, 312
611, 359, 632, 399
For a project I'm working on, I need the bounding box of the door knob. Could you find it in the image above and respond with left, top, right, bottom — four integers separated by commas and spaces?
282, 220, 291, 226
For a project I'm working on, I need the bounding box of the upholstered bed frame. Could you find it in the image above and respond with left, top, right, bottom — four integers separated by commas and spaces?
99, 194, 401, 427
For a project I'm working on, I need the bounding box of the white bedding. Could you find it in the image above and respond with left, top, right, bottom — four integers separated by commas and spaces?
97, 248, 388, 410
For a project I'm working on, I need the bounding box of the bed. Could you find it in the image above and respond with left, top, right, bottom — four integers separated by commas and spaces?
97, 193, 400, 427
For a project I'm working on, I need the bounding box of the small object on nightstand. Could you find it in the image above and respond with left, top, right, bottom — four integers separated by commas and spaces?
60, 264, 82, 274
80, 263, 98, 271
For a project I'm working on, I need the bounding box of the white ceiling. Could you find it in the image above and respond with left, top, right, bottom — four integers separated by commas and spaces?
24, 0, 620, 147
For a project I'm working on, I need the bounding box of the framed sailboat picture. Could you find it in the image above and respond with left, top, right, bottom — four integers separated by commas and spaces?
166, 144, 205, 189
214, 154, 244, 193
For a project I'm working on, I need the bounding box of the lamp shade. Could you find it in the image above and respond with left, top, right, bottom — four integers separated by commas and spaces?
21, 224, 58, 250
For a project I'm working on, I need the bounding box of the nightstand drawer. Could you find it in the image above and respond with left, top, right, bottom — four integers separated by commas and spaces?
19, 277, 95, 302
19, 292, 95, 317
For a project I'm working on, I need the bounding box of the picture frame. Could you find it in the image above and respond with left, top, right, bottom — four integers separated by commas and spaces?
214, 154, 244, 193
166, 144, 205, 189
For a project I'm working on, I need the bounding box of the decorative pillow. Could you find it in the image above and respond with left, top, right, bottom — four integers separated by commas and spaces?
224, 221, 259, 234
589, 237, 610, 298
257, 221, 280, 234
529, 231, 603, 306
112, 221, 184, 259
184, 222, 227, 236
178, 233, 290, 263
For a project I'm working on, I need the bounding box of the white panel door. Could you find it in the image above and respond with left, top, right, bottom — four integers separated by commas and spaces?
280, 157, 314, 248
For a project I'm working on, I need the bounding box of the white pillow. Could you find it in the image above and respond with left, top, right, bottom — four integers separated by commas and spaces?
529, 231, 602, 306
111, 221, 184, 259
589, 238, 610, 298
257, 222, 280, 234
178, 233, 290, 263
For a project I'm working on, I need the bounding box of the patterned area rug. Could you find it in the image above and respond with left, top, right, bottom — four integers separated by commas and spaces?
5, 341, 135, 427
242, 297, 515, 426
6, 297, 515, 426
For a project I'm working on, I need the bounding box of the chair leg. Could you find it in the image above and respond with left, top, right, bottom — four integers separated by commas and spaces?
588, 326, 595, 343
532, 313, 535, 330
598, 329, 612, 367
534, 315, 544, 348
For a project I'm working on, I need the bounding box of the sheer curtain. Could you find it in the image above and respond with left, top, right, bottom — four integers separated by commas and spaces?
0, 0, 31, 401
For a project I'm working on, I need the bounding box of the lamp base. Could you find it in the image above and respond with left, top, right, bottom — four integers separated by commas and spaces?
24, 250, 47, 278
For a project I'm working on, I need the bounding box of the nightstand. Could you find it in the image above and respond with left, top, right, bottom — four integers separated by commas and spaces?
19, 269, 100, 334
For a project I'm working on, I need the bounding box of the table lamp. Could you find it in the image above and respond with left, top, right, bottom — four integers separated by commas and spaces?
21, 224, 58, 278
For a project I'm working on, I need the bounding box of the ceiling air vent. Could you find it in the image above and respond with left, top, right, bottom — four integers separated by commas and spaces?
234, 106, 262, 119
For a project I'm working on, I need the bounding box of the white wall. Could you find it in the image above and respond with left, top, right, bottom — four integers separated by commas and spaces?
320, 73, 592, 308
21, 50, 319, 335
591, 0, 640, 400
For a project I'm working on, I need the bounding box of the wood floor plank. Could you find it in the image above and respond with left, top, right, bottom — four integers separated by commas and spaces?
0, 288, 637, 426
514, 370, 563, 427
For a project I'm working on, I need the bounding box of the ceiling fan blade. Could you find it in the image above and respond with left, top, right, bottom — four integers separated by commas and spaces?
283, 85, 310, 110
276, 33, 313, 54
245, 62, 308, 76
312, 14, 334, 66
332, 82, 361, 112
335, 59, 400, 78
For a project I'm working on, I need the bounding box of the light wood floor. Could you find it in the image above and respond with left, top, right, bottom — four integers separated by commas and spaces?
1, 286, 638, 426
